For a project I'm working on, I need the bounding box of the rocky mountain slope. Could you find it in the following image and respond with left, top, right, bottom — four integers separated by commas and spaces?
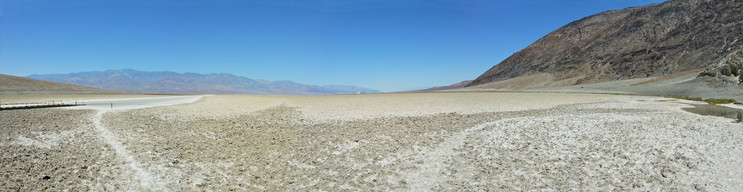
27, 69, 381, 95
414, 80, 473, 92
0, 74, 116, 94
468, 0, 743, 90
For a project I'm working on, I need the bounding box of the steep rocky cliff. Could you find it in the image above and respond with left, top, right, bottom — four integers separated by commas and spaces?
469, 0, 743, 88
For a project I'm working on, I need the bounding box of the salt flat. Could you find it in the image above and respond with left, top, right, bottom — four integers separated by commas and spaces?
162, 92, 620, 120
0, 94, 169, 105
65, 95, 204, 110
1, 92, 741, 191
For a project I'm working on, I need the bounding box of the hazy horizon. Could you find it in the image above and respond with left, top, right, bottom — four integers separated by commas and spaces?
1, 0, 666, 92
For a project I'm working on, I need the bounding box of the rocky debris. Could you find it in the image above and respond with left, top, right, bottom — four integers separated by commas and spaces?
698, 49, 743, 85
469, 0, 743, 87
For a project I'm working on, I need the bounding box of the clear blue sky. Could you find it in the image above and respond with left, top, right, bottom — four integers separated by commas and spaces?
1, 0, 667, 92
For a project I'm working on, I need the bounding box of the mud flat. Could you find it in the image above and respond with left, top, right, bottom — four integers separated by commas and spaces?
2, 92, 742, 191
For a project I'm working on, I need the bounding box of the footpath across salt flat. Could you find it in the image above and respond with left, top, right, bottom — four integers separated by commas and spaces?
3, 93, 742, 191
69, 95, 205, 191
65, 95, 205, 110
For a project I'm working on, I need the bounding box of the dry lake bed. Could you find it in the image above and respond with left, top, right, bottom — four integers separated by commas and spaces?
1, 92, 742, 191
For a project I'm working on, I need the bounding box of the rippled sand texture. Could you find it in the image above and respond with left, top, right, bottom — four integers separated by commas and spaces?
2, 93, 742, 191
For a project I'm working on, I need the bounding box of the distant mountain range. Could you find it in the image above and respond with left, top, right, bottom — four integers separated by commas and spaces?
27, 69, 381, 95
0, 74, 116, 94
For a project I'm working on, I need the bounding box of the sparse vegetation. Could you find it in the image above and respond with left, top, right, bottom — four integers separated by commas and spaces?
666, 95, 743, 105
704, 98, 741, 105
606, 93, 637, 96
666, 95, 704, 101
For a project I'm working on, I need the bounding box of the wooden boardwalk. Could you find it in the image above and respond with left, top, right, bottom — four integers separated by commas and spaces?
0, 103, 86, 110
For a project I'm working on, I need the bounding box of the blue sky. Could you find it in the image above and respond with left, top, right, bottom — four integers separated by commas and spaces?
1, 0, 667, 92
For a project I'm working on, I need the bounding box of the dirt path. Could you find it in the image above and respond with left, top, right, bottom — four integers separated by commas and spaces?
403, 120, 500, 190
393, 100, 743, 191
92, 110, 160, 190
6, 93, 742, 191
77, 95, 204, 190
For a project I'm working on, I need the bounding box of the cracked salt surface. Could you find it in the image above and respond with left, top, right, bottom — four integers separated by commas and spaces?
4, 93, 743, 191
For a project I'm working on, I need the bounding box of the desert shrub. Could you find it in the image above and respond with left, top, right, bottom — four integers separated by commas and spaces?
666, 96, 743, 105
704, 98, 741, 105
667, 95, 704, 101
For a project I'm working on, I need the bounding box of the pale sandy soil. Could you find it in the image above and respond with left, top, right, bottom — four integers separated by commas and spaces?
2, 93, 742, 191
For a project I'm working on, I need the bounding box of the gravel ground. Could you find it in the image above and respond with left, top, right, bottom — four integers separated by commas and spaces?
2, 93, 742, 191
0, 109, 137, 191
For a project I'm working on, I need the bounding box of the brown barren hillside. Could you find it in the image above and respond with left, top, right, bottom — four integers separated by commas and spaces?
468, 0, 743, 90
0, 74, 116, 94
414, 80, 473, 92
